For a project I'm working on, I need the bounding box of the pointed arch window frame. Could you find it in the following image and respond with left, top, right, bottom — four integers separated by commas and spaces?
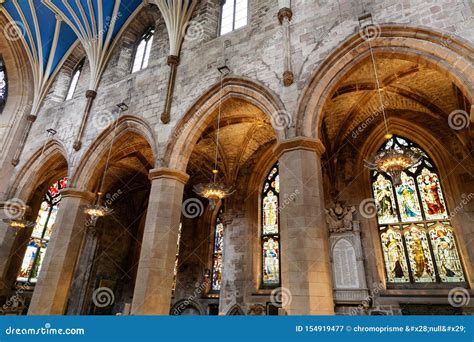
131, 26, 155, 73
260, 162, 281, 289
370, 136, 467, 287
219, 0, 249, 36
65, 59, 84, 101
16, 177, 68, 289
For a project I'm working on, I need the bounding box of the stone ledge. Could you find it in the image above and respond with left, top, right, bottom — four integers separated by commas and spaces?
148, 167, 190, 184
273, 137, 326, 158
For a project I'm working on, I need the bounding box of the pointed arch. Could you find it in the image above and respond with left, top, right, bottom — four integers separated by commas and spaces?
7, 139, 69, 202
227, 304, 245, 315
72, 115, 157, 191
164, 77, 287, 171
296, 25, 474, 139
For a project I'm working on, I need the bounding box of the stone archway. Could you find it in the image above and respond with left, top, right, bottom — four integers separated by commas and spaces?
296, 25, 474, 140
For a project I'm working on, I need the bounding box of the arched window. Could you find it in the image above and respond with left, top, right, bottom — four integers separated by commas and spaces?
132, 27, 155, 73
172, 222, 182, 295
261, 162, 280, 287
16, 177, 68, 288
371, 136, 466, 285
220, 0, 248, 35
211, 210, 224, 291
65, 60, 83, 100
0, 58, 7, 113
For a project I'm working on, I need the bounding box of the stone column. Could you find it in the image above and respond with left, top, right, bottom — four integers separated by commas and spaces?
131, 168, 189, 315
274, 137, 334, 315
28, 189, 94, 315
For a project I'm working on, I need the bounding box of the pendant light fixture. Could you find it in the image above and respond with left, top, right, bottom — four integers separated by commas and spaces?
84, 104, 126, 218
360, 14, 422, 186
193, 66, 234, 208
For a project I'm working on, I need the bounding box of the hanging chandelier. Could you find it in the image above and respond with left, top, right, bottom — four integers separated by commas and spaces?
3, 218, 35, 231
83, 103, 126, 219
360, 14, 421, 186
194, 65, 234, 208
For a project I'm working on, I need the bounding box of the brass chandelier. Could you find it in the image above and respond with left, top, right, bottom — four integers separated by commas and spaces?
361, 15, 421, 186
193, 66, 234, 208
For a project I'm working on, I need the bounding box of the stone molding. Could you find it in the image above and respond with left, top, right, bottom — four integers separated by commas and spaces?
148, 167, 190, 184
273, 137, 326, 158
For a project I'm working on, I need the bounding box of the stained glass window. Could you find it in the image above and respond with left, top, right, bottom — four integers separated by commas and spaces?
65, 60, 83, 100
261, 163, 280, 287
0, 59, 7, 113
211, 211, 224, 291
220, 0, 248, 35
132, 27, 154, 73
371, 136, 465, 285
172, 223, 182, 295
16, 177, 68, 287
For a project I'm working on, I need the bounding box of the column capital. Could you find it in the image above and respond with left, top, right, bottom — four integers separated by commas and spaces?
273, 137, 326, 158
167, 55, 180, 67
85, 90, 97, 99
60, 188, 95, 202
148, 167, 189, 184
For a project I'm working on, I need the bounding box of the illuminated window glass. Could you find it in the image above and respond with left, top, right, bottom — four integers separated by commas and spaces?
132, 27, 154, 73
261, 162, 280, 287
16, 178, 68, 288
0, 59, 7, 113
65, 60, 83, 100
372, 136, 465, 285
220, 0, 248, 35
211, 211, 224, 291
172, 223, 182, 295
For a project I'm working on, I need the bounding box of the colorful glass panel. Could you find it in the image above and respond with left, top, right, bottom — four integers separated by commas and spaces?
429, 223, 465, 282
404, 225, 435, 282
211, 215, 224, 291
380, 227, 410, 283
262, 237, 280, 285
372, 136, 466, 286
417, 168, 448, 220
16, 177, 67, 286
372, 174, 398, 224
172, 223, 182, 295
0, 59, 6, 111
261, 162, 281, 287
395, 172, 422, 222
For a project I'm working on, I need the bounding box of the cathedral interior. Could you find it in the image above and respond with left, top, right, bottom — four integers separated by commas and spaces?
0, 0, 472, 316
